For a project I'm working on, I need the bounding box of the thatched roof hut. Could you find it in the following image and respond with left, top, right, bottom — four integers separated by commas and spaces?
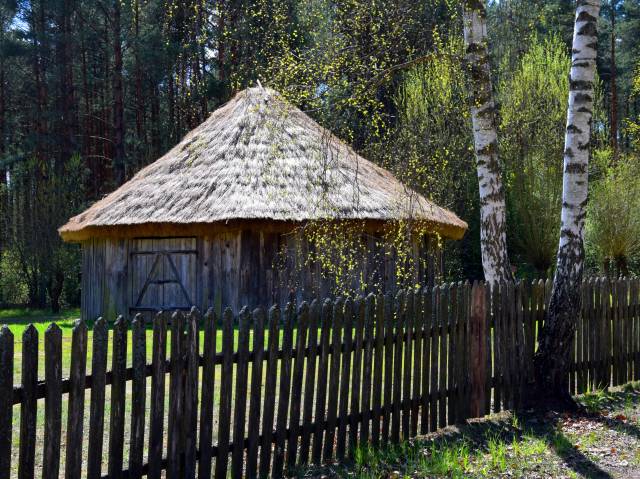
60, 86, 467, 319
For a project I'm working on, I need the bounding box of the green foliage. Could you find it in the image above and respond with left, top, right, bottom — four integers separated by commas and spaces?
0, 0, 639, 305
499, 35, 570, 277
586, 154, 640, 276
0, 249, 28, 305
392, 35, 480, 280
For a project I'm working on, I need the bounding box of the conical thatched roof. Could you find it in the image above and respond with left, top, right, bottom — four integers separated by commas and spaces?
60, 86, 467, 241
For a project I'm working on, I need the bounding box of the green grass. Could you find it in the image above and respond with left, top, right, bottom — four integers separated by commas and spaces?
302, 385, 640, 478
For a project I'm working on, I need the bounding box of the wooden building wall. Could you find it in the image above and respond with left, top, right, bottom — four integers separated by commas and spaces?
81, 229, 435, 320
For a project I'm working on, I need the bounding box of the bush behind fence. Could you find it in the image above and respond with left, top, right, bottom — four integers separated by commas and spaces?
1, 277, 640, 478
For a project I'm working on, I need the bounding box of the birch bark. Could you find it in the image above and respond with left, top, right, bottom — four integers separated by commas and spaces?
534, 0, 601, 404
462, 0, 512, 284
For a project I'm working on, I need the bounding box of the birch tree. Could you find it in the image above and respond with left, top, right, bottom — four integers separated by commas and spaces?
534, 0, 601, 407
462, 0, 512, 284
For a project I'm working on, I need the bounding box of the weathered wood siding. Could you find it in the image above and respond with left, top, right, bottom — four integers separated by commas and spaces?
81, 230, 434, 319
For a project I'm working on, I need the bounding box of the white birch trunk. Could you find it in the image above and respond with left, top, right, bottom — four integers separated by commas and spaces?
462, 0, 512, 284
534, 0, 600, 402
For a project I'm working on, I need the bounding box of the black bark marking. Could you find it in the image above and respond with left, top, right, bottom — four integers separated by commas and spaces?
570, 80, 593, 91
578, 22, 597, 37
574, 93, 593, 104
477, 142, 497, 157
576, 11, 597, 23
565, 162, 587, 174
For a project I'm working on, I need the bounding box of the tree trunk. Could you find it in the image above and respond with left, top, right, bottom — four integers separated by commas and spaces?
112, 0, 126, 184
533, 0, 601, 409
134, 0, 145, 165
55, 0, 77, 175
462, 0, 513, 284
610, 0, 618, 161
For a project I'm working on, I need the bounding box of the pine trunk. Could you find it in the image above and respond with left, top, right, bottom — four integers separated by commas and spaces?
462, 0, 512, 285
610, 0, 618, 160
533, 0, 601, 407
112, 0, 125, 184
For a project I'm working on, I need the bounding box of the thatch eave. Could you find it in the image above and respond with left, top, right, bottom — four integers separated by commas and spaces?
59, 217, 467, 242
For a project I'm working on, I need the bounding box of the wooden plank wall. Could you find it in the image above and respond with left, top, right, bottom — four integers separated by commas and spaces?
7, 278, 640, 478
81, 231, 433, 320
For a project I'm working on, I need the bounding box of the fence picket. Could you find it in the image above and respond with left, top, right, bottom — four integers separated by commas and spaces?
183, 308, 200, 479
337, 298, 353, 460
469, 282, 487, 418
438, 285, 449, 429
382, 292, 394, 442
19, 325, 37, 479
148, 312, 168, 479
272, 303, 294, 477
108, 316, 127, 479
43, 324, 62, 479
216, 308, 234, 479
593, 279, 603, 389
313, 300, 332, 463
402, 290, 413, 437
514, 282, 525, 408
602, 279, 612, 388
492, 284, 502, 413
167, 311, 185, 478
0, 326, 12, 478
299, 300, 320, 464
429, 286, 439, 432
259, 305, 280, 478
420, 288, 431, 434
447, 284, 456, 426
287, 302, 309, 468
391, 291, 404, 443
65, 320, 88, 479
324, 298, 343, 463
348, 298, 365, 454
482, 283, 491, 415
625, 279, 631, 383
457, 282, 469, 420
361, 294, 375, 444
247, 308, 266, 478
87, 318, 108, 479
634, 279, 640, 381
198, 309, 217, 479
372, 293, 385, 445
232, 308, 251, 478
130, 315, 147, 479
411, 290, 422, 436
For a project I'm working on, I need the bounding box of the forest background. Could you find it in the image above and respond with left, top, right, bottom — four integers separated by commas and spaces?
0, 0, 638, 312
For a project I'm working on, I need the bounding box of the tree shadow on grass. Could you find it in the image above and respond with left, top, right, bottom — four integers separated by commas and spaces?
298, 388, 640, 478
431, 411, 615, 479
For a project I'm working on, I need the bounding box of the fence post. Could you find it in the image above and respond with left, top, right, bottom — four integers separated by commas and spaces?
469, 281, 487, 418
0, 326, 12, 478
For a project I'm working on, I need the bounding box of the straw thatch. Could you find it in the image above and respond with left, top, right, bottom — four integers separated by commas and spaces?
60, 86, 467, 241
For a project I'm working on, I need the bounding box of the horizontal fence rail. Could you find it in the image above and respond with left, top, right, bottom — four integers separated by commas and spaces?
1, 278, 639, 478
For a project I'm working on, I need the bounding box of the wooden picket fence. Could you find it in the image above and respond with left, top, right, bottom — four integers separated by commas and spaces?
1, 278, 640, 478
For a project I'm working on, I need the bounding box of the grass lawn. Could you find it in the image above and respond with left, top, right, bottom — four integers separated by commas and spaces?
1, 307, 251, 385
301, 385, 640, 479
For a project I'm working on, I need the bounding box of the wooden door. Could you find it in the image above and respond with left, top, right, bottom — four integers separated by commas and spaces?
129, 238, 198, 313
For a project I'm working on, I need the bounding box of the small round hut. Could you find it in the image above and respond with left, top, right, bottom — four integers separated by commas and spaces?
60, 87, 467, 320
